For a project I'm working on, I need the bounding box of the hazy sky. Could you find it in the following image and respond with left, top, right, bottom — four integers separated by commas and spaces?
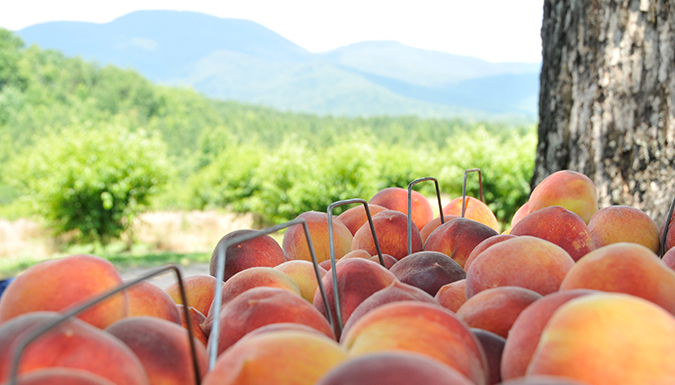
1, 0, 545, 63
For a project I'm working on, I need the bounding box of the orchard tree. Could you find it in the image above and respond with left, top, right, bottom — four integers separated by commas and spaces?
534, 0, 674, 223
9, 123, 170, 244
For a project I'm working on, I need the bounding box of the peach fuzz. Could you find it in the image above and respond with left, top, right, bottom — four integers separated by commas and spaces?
509, 206, 594, 261
588, 205, 660, 253
420, 214, 460, 243
456, 286, 542, 338
274, 260, 327, 302
442, 196, 500, 232
352, 210, 423, 260
559, 242, 675, 314
315, 352, 475, 385
336, 204, 387, 235
368, 187, 434, 231
464, 233, 516, 272
209, 229, 286, 283
164, 274, 220, 318
312, 258, 397, 338
527, 293, 675, 384
106, 316, 208, 385
435, 279, 467, 313
423, 217, 498, 268
202, 329, 348, 385
0, 254, 127, 329
465, 236, 575, 298
528, 170, 598, 224
0, 312, 148, 385
389, 251, 466, 296
208, 287, 334, 356
282, 211, 353, 263
500, 289, 597, 381
126, 281, 181, 324
341, 301, 489, 385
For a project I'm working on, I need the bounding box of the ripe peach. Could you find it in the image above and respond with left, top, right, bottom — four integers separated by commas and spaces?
389, 251, 466, 296
464, 234, 516, 272
588, 205, 660, 253
283, 211, 353, 263
126, 281, 181, 324
176, 305, 208, 347
106, 316, 209, 385
510, 202, 531, 228
435, 279, 467, 313
165, 275, 220, 317
509, 206, 594, 261
337, 204, 387, 235
559, 243, 675, 314
527, 293, 675, 384
442, 196, 500, 232
209, 229, 286, 282
424, 217, 498, 268
274, 260, 327, 302
471, 329, 506, 385
352, 210, 423, 260
419, 215, 460, 243
528, 170, 598, 224
0, 255, 127, 329
465, 236, 575, 298
4, 368, 117, 385
369, 187, 433, 230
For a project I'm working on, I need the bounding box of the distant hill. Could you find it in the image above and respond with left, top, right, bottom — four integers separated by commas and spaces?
17, 10, 541, 120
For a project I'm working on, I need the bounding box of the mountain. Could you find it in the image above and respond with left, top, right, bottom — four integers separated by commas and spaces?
17, 10, 541, 120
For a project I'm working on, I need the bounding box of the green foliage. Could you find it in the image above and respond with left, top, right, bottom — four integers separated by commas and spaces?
8, 123, 170, 243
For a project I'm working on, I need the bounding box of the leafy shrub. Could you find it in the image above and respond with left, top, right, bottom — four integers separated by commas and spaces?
8, 123, 169, 243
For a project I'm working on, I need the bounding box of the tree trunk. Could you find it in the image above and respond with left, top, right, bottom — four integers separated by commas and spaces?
534, 0, 675, 224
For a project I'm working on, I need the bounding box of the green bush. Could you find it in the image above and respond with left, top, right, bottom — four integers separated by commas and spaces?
8, 123, 170, 243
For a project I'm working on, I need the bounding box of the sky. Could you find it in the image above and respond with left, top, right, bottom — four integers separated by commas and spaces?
0, 0, 545, 63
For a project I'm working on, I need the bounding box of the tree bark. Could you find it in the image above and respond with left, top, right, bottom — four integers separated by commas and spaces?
534, 0, 675, 224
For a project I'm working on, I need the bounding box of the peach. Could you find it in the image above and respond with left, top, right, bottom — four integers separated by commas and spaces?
369, 187, 434, 230
559, 242, 675, 314
164, 274, 220, 317
465, 236, 575, 298
510, 202, 532, 228
313, 258, 397, 338
106, 316, 208, 385
315, 351, 475, 385
464, 234, 516, 272
528, 170, 598, 224
370, 254, 398, 269
208, 287, 335, 356
176, 305, 208, 347
527, 293, 675, 384
202, 329, 348, 385
5, 368, 117, 385
209, 229, 286, 282
471, 329, 506, 385
442, 196, 500, 232
0, 312, 148, 385
274, 260, 327, 302
389, 251, 466, 296
423, 217, 498, 268
590, 205, 661, 253
341, 301, 489, 385
435, 279, 467, 313
664, 246, 675, 270
126, 281, 181, 324
337, 204, 387, 235
352, 210, 423, 260
282, 211, 353, 263
510, 206, 594, 261
420, 215, 460, 243
0, 254, 127, 329
341, 280, 438, 336
500, 376, 593, 385
500, 289, 597, 381
202, 267, 300, 335
661, 209, 675, 253
456, 286, 542, 338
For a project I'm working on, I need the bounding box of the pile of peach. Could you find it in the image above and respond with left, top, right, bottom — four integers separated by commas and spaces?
2, 170, 675, 385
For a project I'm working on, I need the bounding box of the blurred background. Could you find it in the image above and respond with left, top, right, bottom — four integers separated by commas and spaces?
0, 1, 544, 277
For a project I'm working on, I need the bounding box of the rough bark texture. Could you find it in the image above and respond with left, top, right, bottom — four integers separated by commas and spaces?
534, 0, 675, 224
